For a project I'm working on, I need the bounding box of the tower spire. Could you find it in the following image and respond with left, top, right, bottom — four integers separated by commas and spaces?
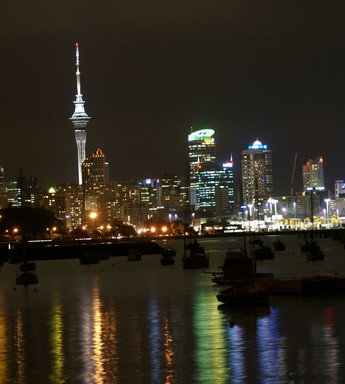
70, 42, 91, 185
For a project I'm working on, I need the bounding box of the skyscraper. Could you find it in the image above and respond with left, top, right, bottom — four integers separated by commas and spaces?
188, 128, 216, 207
82, 148, 109, 186
82, 148, 110, 224
241, 139, 273, 206
302, 156, 325, 192
197, 160, 235, 218
70, 43, 91, 185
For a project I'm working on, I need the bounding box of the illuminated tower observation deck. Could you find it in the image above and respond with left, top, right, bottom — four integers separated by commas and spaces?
70, 42, 91, 185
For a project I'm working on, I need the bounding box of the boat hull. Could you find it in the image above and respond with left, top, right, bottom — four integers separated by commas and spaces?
16, 272, 39, 285
160, 256, 175, 266
183, 255, 209, 269
217, 286, 268, 306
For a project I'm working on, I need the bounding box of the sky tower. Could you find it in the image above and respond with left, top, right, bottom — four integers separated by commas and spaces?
70, 42, 91, 185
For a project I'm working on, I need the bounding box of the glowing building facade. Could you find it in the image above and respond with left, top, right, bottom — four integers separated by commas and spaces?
70, 43, 91, 185
241, 139, 273, 206
302, 156, 325, 192
197, 160, 235, 218
188, 129, 216, 207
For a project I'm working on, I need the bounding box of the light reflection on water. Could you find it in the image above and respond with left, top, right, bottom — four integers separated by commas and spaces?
0, 236, 344, 382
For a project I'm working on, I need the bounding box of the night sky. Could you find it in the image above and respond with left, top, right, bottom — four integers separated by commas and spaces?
1, 1, 345, 196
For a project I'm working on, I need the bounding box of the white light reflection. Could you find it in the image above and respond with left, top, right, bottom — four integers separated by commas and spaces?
256, 307, 287, 381
227, 324, 245, 379
148, 298, 175, 383
148, 299, 161, 383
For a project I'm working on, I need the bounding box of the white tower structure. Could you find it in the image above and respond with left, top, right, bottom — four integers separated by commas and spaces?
70, 42, 91, 185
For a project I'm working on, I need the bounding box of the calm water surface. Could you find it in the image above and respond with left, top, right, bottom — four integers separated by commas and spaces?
1, 234, 345, 383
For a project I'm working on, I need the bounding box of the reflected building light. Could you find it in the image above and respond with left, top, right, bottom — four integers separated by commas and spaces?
257, 307, 286, 381
228, 325, 245, 380
322, 307, 338, 383
0, 297, 9, 382
14, 310, 25, 383
164, 318, 174, 383
148, 300, 161, 384
193, 291, 229, 382
50, 303, 64, 383
92, 283, 103, 383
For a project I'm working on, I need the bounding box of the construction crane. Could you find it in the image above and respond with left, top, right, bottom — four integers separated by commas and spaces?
290, 153, 297, 196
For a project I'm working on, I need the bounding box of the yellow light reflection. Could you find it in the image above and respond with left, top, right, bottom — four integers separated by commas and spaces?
50, 303, 64, 383
163, 318, 174, 384
15, 310, 25, 384
0, 293, 9, 383
81, 278, 118, 383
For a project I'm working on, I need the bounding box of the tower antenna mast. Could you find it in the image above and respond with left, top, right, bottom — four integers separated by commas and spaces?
70, 42, 91, 185
290, 153, 297, 196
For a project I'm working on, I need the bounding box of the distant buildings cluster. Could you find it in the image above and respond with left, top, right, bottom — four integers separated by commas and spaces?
0, 44, 344, 233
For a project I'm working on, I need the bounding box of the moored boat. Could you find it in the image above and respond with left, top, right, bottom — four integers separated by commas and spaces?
257, 275, 345, 294
183, 253, 209, 269
160, 255, 175, 266
212, 247, 255, 284
79, 252, 100, 264
16, 271, 39, 285
305, 248, 324, 262
20, 261, 36, 272
273, 239, 285, 251
217, 283, 269, 306
252, 244, 275, 260
127, 248, 141, 261
161, 247, 176, 257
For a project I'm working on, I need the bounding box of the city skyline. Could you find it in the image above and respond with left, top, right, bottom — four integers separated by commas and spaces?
1, 1, 344, 195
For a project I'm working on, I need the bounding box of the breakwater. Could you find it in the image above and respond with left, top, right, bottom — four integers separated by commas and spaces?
0, 239, 164, 262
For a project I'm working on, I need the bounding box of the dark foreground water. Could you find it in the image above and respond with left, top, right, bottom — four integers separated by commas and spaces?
1, 234, 345, 383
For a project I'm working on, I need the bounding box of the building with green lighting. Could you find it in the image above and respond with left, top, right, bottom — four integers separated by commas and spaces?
188, 129, 216, 208
187, 129, 235, 218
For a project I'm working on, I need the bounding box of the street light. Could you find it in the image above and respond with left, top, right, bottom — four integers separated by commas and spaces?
89, 212, 98, 233
324, 198, 330, 227
247, 204, 253, 231
292, 201, 297, 229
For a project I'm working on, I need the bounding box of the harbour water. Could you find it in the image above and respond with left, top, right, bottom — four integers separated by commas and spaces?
1, 234, 345, 383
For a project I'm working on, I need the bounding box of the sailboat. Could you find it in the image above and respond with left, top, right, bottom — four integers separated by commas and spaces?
182, 239, 209, 269
15, 227, 38, 285
216, 234, 269, 306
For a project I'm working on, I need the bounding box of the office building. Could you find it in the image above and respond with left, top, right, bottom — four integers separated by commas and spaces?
302, 156, 325, 192
188, 128, 216, 207
335, 180, 345, 199
241, 139, 273, 207
197, 160, 235, 218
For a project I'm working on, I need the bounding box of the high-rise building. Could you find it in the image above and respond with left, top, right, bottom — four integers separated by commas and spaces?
70, 43, 91, 185
302, 156, 325, 192
82, 148, 109, 186
335, 180, 345, 199
197, 160, 235, 218
188, 128, 216, 207
241, 139, 273, 207
82, 148, 110, 224
158, 172, 186, 211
